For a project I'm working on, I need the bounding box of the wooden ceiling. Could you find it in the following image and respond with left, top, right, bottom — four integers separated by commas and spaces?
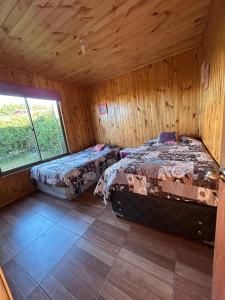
0, 0, 210, 84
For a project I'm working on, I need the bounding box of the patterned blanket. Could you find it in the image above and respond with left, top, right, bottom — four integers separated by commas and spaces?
94, 137, 219, 206
31, 146, 120, 196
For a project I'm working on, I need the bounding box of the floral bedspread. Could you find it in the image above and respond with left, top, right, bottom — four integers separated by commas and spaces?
94, 137, 219, 206
31, 146, 120, 196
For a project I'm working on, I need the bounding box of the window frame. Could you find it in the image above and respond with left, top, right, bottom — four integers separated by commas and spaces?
0, 96, 69, 176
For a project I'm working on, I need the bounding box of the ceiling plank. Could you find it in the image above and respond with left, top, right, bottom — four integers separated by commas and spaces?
0, 0, 210, 84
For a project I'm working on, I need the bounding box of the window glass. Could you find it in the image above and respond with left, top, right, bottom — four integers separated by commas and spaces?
0, 95, 67, 173
27, 98, 67, 160
0, 95, 41, 172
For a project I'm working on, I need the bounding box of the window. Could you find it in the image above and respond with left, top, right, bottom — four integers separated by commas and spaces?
0, 95, 68, 174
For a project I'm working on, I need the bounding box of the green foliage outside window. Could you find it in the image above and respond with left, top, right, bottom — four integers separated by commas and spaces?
0, 103, 66, 167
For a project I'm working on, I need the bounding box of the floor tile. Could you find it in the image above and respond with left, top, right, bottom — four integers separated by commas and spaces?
173, 243, 212, 300
173, 273, 211, 300
100, 258, 173, 300
40, 274, 77, 300
83, 219, 127, 247
98, 207, 132, 232
13, 196, 48, 213
31, 192, 59, 206
0, 220, 13, 265
97, 280, 134, 300
123, 232, 176, 273
27, 286, 50, 300
125, 224, 177, 261
2, 258, 37, 300
41, 244, 110, 300
77, 237, 120, 266
2, 213, 54, 255
0, 204, 36, 226
58, 212, 90, 235
72, 203, 104, 219
69, 209, 95, 224
0, 243, 13, 266
39, 203, 70, 222
176, 242, 213, 275
118, 247, 174, 286
16, 224, 79, 282
0, 219, 12, 237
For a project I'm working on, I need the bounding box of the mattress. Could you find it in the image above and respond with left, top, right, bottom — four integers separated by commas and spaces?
31, 146, 120, 197
94, 137, 219, 207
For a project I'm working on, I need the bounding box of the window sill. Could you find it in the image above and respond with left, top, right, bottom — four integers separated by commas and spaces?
1, 153, 68, 177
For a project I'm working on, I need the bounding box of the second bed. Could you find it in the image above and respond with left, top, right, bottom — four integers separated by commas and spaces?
31, 145, 120, 200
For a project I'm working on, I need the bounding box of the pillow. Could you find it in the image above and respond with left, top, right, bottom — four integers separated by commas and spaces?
163, 140, 177, 146
158, 132, 176, 144
93, 144, 105, 151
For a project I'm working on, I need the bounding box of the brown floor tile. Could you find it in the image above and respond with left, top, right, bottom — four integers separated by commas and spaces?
16, 224, 79, 282
0, 219, 12, 237
51, 199, 76, 210
27, 286, 50, 300
0, 204, 36, 226
69, 209, 95, 224
98, 207, 132, 232
125, 224, 177, 261
72, 202, 104, 219
31, 192, 59, 206
176, 242, 213, 275
39, 203, 70, 222
83, 219, 128, 247
173, 243, 212, 300
2, 258, 37, 300
58, 212, 90, 235
0, 220, 13, 265
123, 235, 176, 273
77, 237, 120, 266
118, 247, 174, 286
0, 242, 13, 266
40, 274, 77, 300
2, 213, 54, 255
100, 257, 173, 300
98, 280, 135, 300
13, 196, 48, 213
173, 273, 211, 300
41, 244, 110, 300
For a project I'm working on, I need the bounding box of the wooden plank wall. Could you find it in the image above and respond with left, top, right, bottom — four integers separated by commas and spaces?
0, 67, 94, 207
200, 0, 225, 164
88, 48, 201, 147
203, 0, 225, 297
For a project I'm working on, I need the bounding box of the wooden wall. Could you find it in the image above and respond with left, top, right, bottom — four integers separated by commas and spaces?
200, 0, 225, 164
88, 48, 202, 147
0, 67, 93, 207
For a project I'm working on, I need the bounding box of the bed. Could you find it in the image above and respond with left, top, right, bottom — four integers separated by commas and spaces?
94, 137, 219, 243
31, 145, 120, 200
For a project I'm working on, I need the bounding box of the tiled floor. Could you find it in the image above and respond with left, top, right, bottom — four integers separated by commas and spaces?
0, 189, 213, 300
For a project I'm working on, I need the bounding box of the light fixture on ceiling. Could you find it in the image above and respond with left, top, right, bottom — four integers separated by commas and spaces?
79, 39, 86, 55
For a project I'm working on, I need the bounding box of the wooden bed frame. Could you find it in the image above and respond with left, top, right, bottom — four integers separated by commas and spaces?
111, 191, 217, 244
